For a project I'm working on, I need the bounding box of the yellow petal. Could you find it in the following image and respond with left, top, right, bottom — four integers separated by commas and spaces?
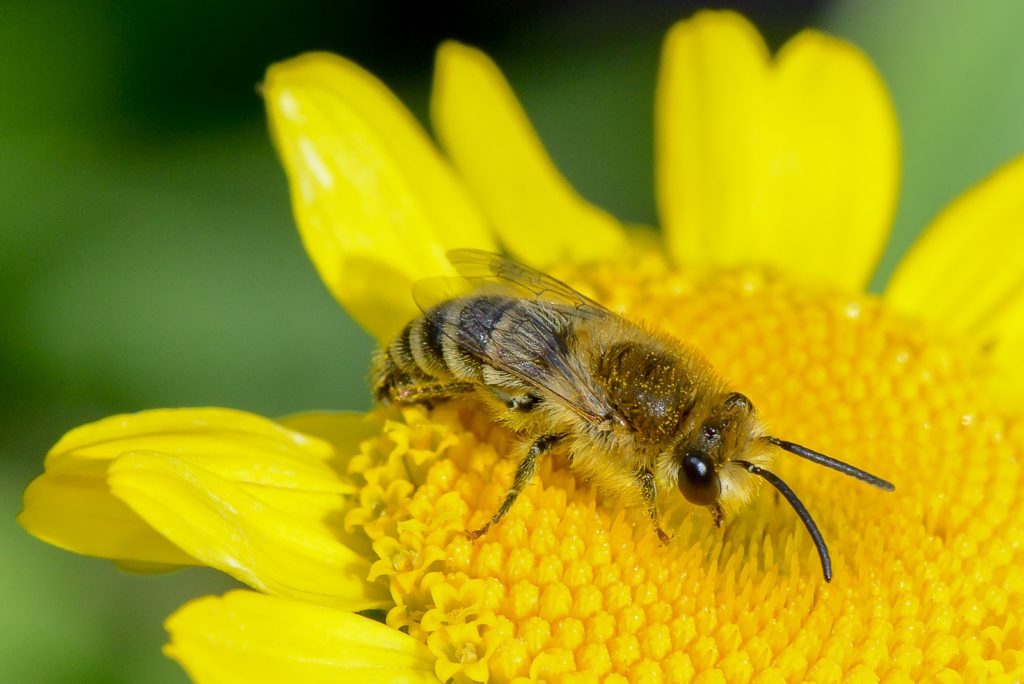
276, 411, 389, 557
432, 42, 626, 268
21, 407, 339, 565
885, 155, 1024, 392
656, 11, 899, 290
277, 410, 383, 456
19, 455, 196, 565
264, 53, 495, 342
46, 407, 336, 468
165, 590, 439, 684
109, 451, 388, 609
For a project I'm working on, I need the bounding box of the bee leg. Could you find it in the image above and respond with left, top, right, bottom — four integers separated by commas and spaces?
710, 503, 725, 528
468, 433, 564, 539
636, 469, 671, 545
391, 381, 475, 406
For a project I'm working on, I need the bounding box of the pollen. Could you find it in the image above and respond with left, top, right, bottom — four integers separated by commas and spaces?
343, 258, 1024, 683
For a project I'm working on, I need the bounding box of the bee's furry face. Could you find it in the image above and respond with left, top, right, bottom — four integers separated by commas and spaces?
672, 392, 758, 507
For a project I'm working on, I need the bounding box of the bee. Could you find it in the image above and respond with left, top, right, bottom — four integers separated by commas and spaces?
372, 249, 894, 581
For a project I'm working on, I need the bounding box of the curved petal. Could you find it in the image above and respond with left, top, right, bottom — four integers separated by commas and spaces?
109, 451, 388, 609
885, 155, 1024, 393
19, 455, 196, 565
18, 408, 355, 568
276, 410, 388, 557
165, 590, 439, 684
277, 410, 383, 458
656, 10, 899, 290
264, 53, 496, 341
45, 407, 342, 476
432, 42, 626, 268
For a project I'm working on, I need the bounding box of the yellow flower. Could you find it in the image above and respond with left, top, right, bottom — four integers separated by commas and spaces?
18, 10, 1024, 683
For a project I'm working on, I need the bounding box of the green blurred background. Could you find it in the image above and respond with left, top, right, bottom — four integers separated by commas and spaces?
2, 1, 1021, 681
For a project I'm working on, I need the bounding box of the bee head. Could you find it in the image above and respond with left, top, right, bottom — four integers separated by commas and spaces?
674, 392, 756, 507
668, 389, 895, 582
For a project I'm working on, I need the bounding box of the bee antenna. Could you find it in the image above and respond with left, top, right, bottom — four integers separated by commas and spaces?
736, 460, 832, 582
762, 436, 895, 492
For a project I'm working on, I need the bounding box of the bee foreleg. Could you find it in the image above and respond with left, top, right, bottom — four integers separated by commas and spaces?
468, 433, 564, 539
711, 502, 725, 528
636, 469, 672, 545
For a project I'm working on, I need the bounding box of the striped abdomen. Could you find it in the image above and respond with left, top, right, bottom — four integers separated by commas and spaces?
373, 295, 528, 403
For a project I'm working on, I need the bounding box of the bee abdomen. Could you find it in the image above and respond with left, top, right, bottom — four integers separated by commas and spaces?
375, 300, 465, 395
374, 295, 530, 402
381, 317, 449, 383
386, 319, 419, 375
448, 295, 531, 378
408, 309, 451, 377
458, 296, 518, 350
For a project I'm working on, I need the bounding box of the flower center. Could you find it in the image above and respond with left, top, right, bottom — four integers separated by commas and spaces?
344, 258, 1023, 682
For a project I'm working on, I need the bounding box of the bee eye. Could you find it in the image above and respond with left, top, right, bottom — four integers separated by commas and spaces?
677, 451, 721, 506
702, 424, 720, 440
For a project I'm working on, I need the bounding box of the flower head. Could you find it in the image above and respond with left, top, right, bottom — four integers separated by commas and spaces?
19, 10, 1024, 683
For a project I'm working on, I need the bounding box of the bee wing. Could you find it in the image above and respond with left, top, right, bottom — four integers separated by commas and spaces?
446, 249, 613, 321
411, 274, 477, 311
411, 254, 619, 427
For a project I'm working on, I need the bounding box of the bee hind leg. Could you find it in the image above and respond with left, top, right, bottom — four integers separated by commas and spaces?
389, 380, 475, 406
637, 469, 672, 545
468, 433, 564, 540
